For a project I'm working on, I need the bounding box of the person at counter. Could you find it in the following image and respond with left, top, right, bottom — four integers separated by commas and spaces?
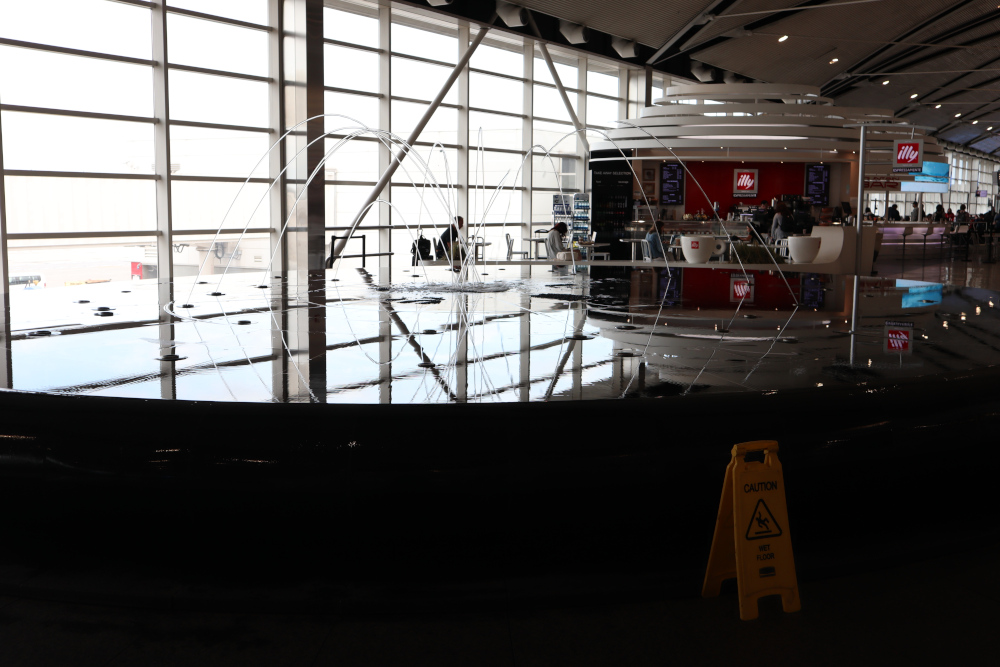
886, 204, 901, 221
909, 202, 920, 221
646, 220, 666, 260
770, 202, 791, 241
933, 204, 945, 223
751, 199, 773, 238
546, 221, 568, 268
792, 200, 815, 234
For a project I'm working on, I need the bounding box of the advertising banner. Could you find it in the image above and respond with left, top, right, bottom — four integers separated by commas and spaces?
892, 139, 924, 173
733, 169, 759, 198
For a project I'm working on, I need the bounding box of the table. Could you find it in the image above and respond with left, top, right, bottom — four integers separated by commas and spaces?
472, 240, 491, 262
620, 238, 647, 261
578, 242, 610, 260
523, 237, 548, 259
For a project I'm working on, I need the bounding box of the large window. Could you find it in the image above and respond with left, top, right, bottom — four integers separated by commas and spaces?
0, 0, 631, 317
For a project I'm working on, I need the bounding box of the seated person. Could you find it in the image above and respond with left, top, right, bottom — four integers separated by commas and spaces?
645, 221, 666, 259
436, 215, 464, 260
545, 222, 569, 267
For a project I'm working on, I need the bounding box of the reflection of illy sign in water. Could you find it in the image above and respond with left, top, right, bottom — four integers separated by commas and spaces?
733, 169, 758, 197
730, 276, 755, 303
883, 320, 914, 354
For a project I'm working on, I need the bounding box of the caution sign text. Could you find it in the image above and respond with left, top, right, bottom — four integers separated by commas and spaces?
702, 440, 801, 620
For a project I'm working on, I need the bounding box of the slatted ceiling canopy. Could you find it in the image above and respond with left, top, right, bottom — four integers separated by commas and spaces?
677, 0, 804, 51
410, 0, 1000, 151
970, 135, 1000, 153
515, 0, 708, 46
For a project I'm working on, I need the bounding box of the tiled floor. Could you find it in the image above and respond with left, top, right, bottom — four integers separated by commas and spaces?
3, 244, 999, 665
0, 544, 995, 666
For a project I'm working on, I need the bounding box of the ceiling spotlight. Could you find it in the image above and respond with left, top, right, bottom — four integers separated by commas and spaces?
612, 36, 638, 58
882, 80, 890, 85
989, 126, 994, 131
829, 58, 839, 64
496, 1, 528, 28
558, 20, 590, 44
973, 120, 979, 124
778, 35, 789, 42
910, 93, 919, 99
935, 104, 942, 108
955, 113, 962, 117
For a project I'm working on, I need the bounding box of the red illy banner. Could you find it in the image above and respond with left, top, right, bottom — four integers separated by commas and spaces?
733, 169, 759, 198
892, 139, 923, 173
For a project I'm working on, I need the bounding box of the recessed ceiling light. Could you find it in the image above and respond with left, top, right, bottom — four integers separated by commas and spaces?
829, 58, 839, 64
955, 113, 962, 117
935, 104, 942, 109
882, 80, 890, 85
973, 120, 978, 124
910, 93, 919, 99
778, 35, 788, 42
989, 126, 994, 131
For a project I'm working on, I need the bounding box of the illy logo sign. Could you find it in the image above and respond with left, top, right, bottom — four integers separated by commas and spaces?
733, 169, 759, 197
892, 139, 924, 173
690, 240, 700, 249
897, 143, 920, 164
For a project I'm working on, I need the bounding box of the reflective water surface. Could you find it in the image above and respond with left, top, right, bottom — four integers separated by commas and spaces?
4, 264, 999, 403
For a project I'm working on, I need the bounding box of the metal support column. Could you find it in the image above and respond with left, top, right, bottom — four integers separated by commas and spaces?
577, 56, 588, 195
0, 98, 11, 389
850, 125, 867, 366
520, 38, 534, 277
535, 42, 590, 153
331, 21, 493, 261
151, 1, 176, 400
643, 65, 653, 109
378, 2, 392, 278
457, 23, 471, 237
268, 0, 288, 401
519, 293, 531, 402
285, 0, 327, 402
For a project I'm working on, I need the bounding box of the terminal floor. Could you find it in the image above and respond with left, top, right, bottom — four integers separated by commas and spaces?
876, 239, 1000, 290
0, 543, 995, 666
3, 246, 999, 665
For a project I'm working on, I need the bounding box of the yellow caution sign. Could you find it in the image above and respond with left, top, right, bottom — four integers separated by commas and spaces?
702, 440, 801, 620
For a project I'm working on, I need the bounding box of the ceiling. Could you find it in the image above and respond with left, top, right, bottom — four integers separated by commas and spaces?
402, 0, 1000, 155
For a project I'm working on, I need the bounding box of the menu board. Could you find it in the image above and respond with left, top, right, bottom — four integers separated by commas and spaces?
805, 163, 830, 206
661, 163, 685, 205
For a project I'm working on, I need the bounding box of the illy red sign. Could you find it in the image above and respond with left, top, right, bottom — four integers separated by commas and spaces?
897, 143, 920, 164
733, 168, 759, 198
690, 240, 700, 249
891, 139, 923, 173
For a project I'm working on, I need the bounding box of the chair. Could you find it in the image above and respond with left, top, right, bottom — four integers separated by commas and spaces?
506, 233, 529, 261
901, 226, 914, 256
590, 231, 610, 261
639, 239, 652, 262
774, 238, 789, 258
920, 225, 937, 258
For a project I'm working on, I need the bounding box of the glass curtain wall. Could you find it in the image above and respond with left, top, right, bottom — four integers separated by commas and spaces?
0, 0, 629, 312
870, 146, 1000, 219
